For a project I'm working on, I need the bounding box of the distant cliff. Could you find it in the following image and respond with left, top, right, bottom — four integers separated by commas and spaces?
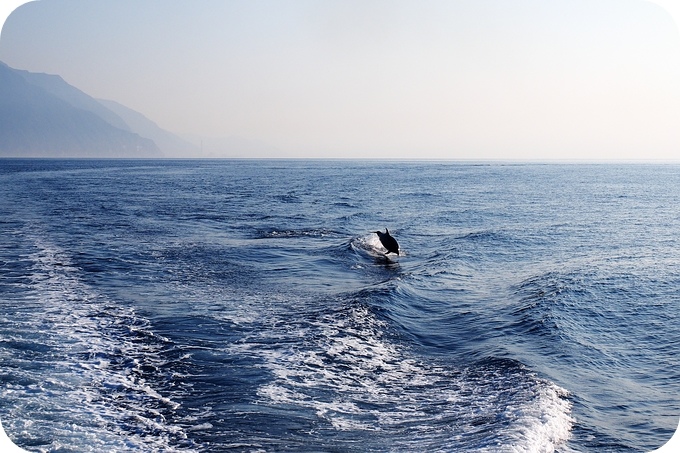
0, 62, 194, 158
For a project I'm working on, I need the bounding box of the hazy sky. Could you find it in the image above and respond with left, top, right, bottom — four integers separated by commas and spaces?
2, 0, 680, 159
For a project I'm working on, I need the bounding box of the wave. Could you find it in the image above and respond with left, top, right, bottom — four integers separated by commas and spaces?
224, 288, 573, 452
507, 265, 680, 450
509, 266, 662, 347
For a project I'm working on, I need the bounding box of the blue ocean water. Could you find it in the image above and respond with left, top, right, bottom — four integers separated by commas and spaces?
0, 159, 678, 452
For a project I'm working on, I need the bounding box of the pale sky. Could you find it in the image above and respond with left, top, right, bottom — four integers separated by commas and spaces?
2, 0, 680, 159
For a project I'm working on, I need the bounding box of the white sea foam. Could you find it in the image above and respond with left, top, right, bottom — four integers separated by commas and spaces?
229, 295, 573, 451
353, 234, 393, 257
0, 236, 194, 452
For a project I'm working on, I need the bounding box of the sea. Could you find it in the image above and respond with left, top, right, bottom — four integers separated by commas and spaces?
0, 159, 678, 453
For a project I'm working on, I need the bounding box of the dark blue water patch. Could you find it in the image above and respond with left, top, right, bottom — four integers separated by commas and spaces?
272, 191, 302, 203
455, 228, 551, 261
0, 338, 57, 365
509, 267, 680, 363
508, 271, 585, 341
332, 198, 358, 209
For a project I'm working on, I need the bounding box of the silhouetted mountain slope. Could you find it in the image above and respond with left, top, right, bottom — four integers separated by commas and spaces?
14, 67, 132, 133
0, 62, 162, 157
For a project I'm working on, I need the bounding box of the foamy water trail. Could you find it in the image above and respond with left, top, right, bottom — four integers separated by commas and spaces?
0, 233, 192, 452
232, 297, 573, 452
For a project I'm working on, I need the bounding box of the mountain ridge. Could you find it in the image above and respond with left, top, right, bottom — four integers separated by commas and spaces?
0, 62, 160, 157
0, 62, 193, 158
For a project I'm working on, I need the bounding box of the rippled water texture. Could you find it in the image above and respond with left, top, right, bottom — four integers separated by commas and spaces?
0, 160, 678, 452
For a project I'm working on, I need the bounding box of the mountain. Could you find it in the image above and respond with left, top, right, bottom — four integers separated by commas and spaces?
0, 62, 160, 158
13, 67, 132, 133
0, 62, 187, 158
97, 99, 198, 158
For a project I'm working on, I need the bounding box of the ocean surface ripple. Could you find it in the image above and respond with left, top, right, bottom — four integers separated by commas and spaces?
0, 159, 678, 452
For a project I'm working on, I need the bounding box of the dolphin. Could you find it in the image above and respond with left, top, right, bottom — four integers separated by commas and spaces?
374, 228, 400, 255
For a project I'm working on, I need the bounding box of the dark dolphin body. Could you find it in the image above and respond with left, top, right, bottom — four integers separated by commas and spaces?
374, 229, 400, 255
